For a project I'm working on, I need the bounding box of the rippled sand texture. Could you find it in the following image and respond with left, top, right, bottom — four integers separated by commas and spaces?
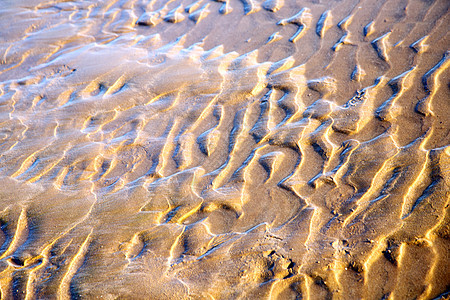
0, 0, 449, 298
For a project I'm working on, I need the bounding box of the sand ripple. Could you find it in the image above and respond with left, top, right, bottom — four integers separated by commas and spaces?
0, 0, 449, 298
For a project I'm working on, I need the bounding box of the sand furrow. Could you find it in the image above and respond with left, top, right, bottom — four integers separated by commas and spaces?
0, 0, 448, 297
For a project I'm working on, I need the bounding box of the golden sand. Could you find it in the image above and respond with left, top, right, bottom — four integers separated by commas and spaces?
0, 0, 449, 298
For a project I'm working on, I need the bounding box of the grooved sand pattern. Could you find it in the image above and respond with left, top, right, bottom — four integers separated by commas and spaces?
0, 0, 449, 298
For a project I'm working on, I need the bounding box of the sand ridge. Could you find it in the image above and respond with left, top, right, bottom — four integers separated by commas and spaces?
0, 0, 449, 298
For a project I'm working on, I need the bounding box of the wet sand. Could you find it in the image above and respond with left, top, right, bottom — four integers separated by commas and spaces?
0, 0, 449, 299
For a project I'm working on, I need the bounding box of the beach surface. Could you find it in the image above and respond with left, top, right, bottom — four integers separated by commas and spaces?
0, 0, 449, 298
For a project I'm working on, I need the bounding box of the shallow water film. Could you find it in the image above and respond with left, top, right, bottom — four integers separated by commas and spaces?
0, 0, 449, 298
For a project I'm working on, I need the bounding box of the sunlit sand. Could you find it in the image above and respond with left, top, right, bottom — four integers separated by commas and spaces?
0, 0, 449, 298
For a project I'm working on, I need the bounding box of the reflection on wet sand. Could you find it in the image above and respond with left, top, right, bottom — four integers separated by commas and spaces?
0, 0, 449, 298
